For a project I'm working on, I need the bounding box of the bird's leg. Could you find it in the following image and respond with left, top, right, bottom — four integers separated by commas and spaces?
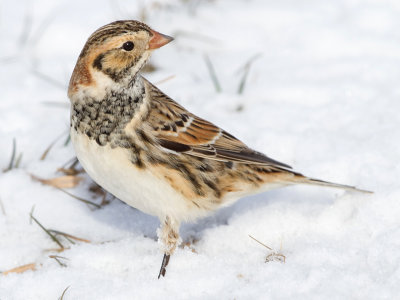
158, 253, 170, 279
157, 216, 181, 279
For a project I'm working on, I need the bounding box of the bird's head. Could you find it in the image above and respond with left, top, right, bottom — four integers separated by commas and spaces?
68, 20, 173, 101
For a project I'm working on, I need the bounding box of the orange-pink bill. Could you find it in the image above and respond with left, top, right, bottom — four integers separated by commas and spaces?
149, 30, 174, 49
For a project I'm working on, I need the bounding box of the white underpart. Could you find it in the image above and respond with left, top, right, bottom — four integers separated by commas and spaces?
70, 129, 211, 222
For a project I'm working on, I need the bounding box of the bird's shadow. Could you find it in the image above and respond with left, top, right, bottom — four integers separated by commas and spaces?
90, 185, 337, 244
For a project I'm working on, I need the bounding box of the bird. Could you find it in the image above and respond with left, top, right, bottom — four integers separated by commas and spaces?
68, 20, 370, 278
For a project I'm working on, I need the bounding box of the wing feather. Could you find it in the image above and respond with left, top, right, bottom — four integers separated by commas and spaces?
143, 78, 292, 169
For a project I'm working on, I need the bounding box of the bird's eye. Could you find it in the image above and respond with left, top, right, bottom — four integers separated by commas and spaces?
122, 41, 134, 51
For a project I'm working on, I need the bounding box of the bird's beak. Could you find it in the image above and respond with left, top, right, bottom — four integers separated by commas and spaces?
148, 30, 174, 50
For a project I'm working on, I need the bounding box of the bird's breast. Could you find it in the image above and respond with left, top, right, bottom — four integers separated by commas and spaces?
70, 128, 212, 221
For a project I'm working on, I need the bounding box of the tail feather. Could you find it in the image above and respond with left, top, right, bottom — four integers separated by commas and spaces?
295, 176, 373, 194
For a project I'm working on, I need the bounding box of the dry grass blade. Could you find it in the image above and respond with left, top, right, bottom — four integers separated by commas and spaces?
204, 54, 222, 93
48, 229, 91, 243
32, 70, 65, 89
59, 157, 81, 176
3, 138, 23, 172
18, 10, 33, 46
62, 157, 79, 169
89, 183, 111, 206
89, 183, 106, 196
2, 263, 37, 275
57, 188, 101, 209
49, 255, 68, 260
30, 209, 64, 249
29, 12, 55, 48
64, 134, 71, 146
249, 235, 272, 250
14, 153, 23, 168
40, 131, 69, 161
155, 75, 176, 85
3, 138, 16, 173
0, 197, 6, 215
237, 53, 262, 95
59, 286, 70, 300
31, 174, 83, 189
57, 167, 82, 176
49, 255, 68, 267
45, 248, 66, 253
0, 56, 19, 64
249, 235, 286, 263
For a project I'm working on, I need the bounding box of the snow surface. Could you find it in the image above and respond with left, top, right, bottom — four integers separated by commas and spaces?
0, 0, 399, 299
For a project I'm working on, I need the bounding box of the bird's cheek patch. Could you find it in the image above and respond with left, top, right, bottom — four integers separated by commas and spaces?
92, 53, 105, 70
101, 52, 123, 71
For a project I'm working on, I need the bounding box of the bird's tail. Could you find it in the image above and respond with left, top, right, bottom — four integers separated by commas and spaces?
294, 175, 373, 194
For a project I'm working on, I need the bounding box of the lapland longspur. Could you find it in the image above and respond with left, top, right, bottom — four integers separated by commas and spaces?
68, 20, 369, 278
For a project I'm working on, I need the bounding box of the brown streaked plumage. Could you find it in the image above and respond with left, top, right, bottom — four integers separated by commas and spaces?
68, 20, 371, 279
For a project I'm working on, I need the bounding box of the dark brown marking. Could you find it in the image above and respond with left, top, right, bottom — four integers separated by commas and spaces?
183, 131, 197, 140
203, 179, 221, 198
225, 161, 233, 169
159, 140, 191, 152
222, 130, 237, 140
92, 53, 105, 70
175, 120, 184, 127
175, 163, 204, 196
136, 129, 151, 143
197, 163, 214, 172
191, 200, 200, 208
181, 114, 188, 122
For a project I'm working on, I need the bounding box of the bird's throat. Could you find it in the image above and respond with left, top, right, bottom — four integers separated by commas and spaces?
70, 76, 146, 147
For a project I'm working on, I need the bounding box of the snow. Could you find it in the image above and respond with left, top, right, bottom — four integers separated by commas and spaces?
0, 0, 399, 298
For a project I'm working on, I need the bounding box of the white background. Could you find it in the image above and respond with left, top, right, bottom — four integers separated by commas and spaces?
0, 0, 399, 299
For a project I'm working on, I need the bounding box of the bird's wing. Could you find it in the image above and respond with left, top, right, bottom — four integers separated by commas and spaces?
144, 78, 292, 169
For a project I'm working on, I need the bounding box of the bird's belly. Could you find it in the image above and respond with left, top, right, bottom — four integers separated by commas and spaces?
71, 130, 199, 221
